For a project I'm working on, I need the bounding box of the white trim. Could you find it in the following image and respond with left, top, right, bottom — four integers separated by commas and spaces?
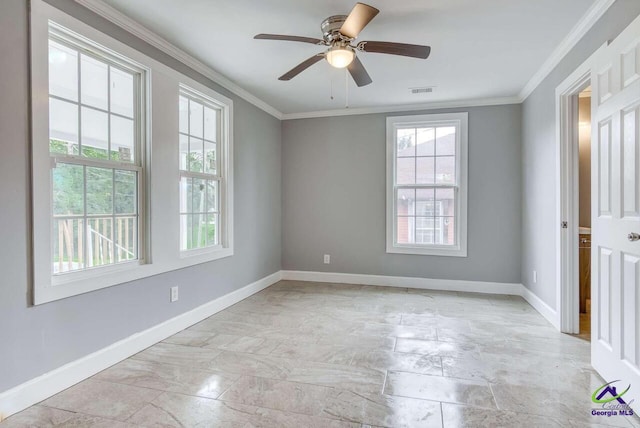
281, 270, 522, 295
73, 0, 283, 120
30, 0, 236, 304
520, 286, 561, 330
281, 270, 562, 330
0, 271, 282, 421
71, 0, 615, 120
385, 112, 468, 257
282, 97, 520, 120
555, 43, 607, 333
519, 0, 616, 101
0, 269, 566, 422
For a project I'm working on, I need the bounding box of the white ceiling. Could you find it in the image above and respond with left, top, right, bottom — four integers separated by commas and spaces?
101, 0, 597, 115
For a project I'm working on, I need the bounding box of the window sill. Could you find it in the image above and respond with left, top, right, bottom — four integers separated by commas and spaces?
35, 247, 233, 305
386, 244, 467, 257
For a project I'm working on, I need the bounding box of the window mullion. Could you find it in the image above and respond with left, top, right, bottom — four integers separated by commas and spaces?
52, 155, 141, 172
179, 170, 217, 180
107, 64, 112, 159
83, 165, 88, 269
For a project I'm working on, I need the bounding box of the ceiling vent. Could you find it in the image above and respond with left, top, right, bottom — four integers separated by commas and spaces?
410, 87, 434, 94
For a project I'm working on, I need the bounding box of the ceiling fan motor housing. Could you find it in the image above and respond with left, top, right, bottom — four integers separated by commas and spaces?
321, 15, 349, 42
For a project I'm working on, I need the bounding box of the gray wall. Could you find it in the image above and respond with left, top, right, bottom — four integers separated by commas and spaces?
0, 0, 281, 392
521, 0, 640, 309
282, 105, 522, 284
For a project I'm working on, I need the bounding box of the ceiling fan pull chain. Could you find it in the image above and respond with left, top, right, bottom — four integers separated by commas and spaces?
330, 73, 334, 100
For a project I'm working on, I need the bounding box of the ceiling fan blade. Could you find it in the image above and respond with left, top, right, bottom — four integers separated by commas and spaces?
359, 41, 431, 59
347, 56, 372, 87
254, 34, 324, 45
340, 3, 380, 39
279, 54, 325, 81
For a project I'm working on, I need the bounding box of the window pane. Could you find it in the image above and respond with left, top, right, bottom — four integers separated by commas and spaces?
86, 217, 114, 267
179, 176, 191, 214
190, 100, 204, 138
206, 213, 218, 245
111, 115, 134, 162
110, 67, 134, 118
49, 40, 78, 101
189, 137, 204, 173
49, 98, 78, 147
206, 180, 218, 213
53, 163, 84, 215
52, 218, 84, 274
50, 138, 76, 156
81, 107, 109, 159
435, 156, 455, 184
416, 157, 435, 184
397, 188, 415, 216
80, 54, 108, 110
416, 189, 435, 217
115, 170, 136, 214
396, 158, 415, 185
396, 128, 415, 157
396, 216, 414, 244
179, 96, 189, 134
192, 178, 205, 213
179, 134, 189, 171
192, 213, 205, 248
416, 217, 435, 244
436, 127, 456, 156
204, 107, 217, 141
204, 141, 217, 174
436, 188, 455, 217
416, 128, 435, 156
179, 214, 191, 250
86, 167, 113, 215
436, 217, 455, 245
115, 216, 136, 262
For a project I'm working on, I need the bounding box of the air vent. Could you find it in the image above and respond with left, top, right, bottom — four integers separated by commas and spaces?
410, 87, 434, 94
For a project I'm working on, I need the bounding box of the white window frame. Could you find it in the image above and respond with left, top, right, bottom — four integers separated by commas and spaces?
30, 0, 233, 304
386, 112, 468, 257
178, 85, 232, 257
47, 25, 147, 273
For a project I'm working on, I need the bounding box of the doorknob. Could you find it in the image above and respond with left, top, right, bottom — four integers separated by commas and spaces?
629, 233, 640, 242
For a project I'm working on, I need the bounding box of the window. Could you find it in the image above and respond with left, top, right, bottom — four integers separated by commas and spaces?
47, 28, 145, 275
178, 89, 224, 252
386, 113, 468, 256
31, 0, 234, 304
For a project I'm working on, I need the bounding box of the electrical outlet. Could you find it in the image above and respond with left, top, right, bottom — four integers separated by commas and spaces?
323, 254, 330, 264
533, 270, 537, 284
170, 286, 179, 302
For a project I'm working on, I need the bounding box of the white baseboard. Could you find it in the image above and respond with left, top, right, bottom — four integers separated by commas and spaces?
0, 271, 282, 421
0, 269, 562, 421
281, 270, 523, 295
520, 286, 560, 330
281, 270, 561, 330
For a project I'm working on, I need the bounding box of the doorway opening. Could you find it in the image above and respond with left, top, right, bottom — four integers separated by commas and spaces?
555, 46, 602, 336
576, 87, 591, 341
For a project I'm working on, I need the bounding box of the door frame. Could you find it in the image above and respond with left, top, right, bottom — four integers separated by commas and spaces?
556, 44, 607, 334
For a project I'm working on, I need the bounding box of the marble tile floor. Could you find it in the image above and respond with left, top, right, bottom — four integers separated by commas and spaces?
2, 280, 639, 427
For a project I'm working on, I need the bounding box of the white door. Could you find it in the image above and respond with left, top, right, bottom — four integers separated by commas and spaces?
591, 15, 640, 411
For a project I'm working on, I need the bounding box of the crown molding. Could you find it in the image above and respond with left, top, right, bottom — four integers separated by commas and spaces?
73, 0, 284, 120
518, 0, 616, 101
73, 0, 614, 120
280, 96, 522, 120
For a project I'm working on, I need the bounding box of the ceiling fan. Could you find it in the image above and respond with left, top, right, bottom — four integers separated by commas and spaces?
254, 2, 431, 87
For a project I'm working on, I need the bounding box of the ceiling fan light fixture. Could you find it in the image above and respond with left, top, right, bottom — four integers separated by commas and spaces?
326, 46, 355, 68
